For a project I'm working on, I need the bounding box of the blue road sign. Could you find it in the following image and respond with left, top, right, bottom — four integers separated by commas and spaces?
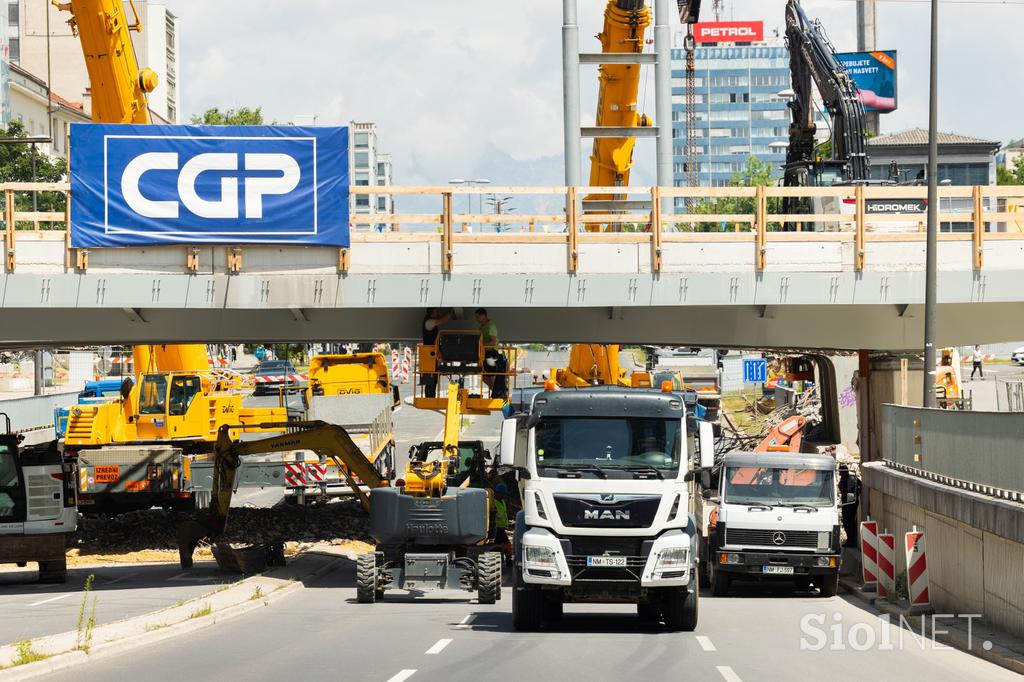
743, 358, 767, 384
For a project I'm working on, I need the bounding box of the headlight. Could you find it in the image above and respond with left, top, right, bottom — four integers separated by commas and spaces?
816, 556, 837, 568
525, 545, 557, 567
656, 548, 690, 569
720, 552, 742, 565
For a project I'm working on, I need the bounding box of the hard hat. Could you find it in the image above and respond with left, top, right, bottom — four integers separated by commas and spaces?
494, 483, 508, 495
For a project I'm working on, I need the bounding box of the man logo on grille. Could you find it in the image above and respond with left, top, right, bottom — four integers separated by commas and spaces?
772, 532, 786, 546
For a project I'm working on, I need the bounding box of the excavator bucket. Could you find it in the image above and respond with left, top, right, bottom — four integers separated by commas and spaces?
175, 512, 225, 568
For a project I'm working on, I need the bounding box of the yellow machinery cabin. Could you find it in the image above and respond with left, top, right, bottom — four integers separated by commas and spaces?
65, 370, 286, 448
306, 353, 395, 400
414, 330, 517, 414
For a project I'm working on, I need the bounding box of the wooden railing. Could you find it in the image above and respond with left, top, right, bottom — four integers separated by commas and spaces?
5, 182, 1024, 274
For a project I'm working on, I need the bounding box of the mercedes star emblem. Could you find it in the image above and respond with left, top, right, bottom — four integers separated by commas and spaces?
772, 532, 786, 546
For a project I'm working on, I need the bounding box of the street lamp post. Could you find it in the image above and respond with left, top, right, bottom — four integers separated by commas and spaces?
448, 178, 491, 231
923, 0, 939, 407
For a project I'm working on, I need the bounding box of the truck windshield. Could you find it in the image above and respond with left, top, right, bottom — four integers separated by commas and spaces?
138, 375, 168, 415
723, 466, 834, 507
0, 444, 21, 519
534, 417, 681, 475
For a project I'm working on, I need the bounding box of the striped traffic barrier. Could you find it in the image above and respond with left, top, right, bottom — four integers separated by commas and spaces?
391, 349, 400, 380
877, 530, 896, 599
859, 518, 878, 591
904, 526, 930, 607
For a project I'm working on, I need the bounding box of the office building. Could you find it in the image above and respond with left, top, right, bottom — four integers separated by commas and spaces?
350, 122, 394, 223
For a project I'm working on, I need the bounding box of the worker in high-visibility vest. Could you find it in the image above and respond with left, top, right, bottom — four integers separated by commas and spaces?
492, 483, 512, 559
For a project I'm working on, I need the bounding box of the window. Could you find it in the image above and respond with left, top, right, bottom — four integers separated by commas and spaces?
138, 375, 168, 415
355, 195, 370, 208
354, 132, 370, 149
724, 466, 834, 507
377, 161, 386, 175
8, 3, 17, 25
533, 417, 682, 477
168, 376, 201, 416
355, 172, 370, 186
8, 37, 19, 63
377, 197, 388, 212
354, 151, 370, 168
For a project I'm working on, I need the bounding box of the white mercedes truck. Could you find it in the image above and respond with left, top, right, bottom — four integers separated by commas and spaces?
501, 388, 712, 631
698, 451, 842, 597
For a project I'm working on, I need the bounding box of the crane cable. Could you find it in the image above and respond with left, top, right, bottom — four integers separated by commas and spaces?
684, 26, 698, 209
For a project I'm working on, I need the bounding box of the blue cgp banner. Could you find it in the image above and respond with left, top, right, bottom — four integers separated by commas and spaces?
70, 123, 349, 247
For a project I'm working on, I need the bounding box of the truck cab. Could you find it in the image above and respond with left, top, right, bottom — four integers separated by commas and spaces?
700, 452, 841, 597
0, 416, 77, 583
501, 388, 706, 631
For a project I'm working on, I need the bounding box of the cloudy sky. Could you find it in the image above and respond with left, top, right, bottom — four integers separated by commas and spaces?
165, 0, 1023, 187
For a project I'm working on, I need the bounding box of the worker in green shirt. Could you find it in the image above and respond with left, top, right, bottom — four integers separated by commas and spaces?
475, 308, 498, 346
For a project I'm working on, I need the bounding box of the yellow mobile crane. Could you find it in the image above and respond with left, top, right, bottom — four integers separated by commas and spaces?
56, 1, 284, 512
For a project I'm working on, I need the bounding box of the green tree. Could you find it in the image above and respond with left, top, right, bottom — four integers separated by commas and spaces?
684, 156, 779, 232
190, 107, 266, 126
0, 121, 68, 229
997, 155, 1024, 185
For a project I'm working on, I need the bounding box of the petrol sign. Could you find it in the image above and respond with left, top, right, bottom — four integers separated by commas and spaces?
694, 21, 764, 43
70, 124, 350, 247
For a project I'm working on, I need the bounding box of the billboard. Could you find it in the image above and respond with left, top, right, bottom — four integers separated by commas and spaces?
693, 21, 764, 44
835, 51, 898, 113
70, 124, 350, 248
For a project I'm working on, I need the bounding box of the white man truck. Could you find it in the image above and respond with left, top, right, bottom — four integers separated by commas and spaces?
696, 452, 842, 597
501, 388, 711, 631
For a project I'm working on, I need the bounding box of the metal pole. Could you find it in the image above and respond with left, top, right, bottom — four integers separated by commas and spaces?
34, 349, 44, 396
654, 0, 673, 186
856, 1, 880, 136
922, 0, 939, 408
562, 0, 582, 187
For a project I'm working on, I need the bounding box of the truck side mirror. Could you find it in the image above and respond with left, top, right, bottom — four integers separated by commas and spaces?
499, 418, 517, 467
698, 420, 715, 469
120, 377, 134, 400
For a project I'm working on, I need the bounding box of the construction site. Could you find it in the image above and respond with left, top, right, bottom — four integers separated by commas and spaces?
1, 1, 1023, 681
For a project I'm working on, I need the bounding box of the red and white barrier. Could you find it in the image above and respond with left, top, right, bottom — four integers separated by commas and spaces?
877, 530, 896, 599
253, 374, 307, 383
391, 349, 400, 379
859, 518, 878, 590
401, 347, 412, 383
306, 463, 328, 484
961, 353, 994, 363
904, 526, 930, 607
284, 463, 307, 487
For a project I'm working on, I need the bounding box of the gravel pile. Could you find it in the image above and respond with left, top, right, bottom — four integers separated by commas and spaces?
72, 498, 372, 554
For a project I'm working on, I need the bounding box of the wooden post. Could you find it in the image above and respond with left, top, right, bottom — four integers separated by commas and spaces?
76, 248, 89, 271
650, 186, 663, 273
441, 191, 453, 273
338, 248, 350, 274
186, 248, 200, 273
855, 184, 866, 271
972, 185, 984, 269
566, 186, 579, 273
755, 185, 766, 270
63, 188, 71, 271
3, 188, 13, 272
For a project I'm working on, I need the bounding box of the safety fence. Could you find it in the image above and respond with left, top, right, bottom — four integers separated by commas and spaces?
880, 403, 1024, 496
6, 182, 1024, 275
995, 375, 1024, 413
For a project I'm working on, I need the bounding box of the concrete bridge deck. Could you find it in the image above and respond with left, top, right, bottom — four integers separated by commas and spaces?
3, 183, 1024, 348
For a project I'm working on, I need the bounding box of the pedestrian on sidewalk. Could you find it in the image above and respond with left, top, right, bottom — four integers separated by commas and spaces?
971, 345, 984, 380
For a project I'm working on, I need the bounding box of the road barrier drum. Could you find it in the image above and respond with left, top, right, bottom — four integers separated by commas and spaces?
877, 530, 896, 599
860, 518, 879, 590
391, 349, 400, 380
904, 527, 930, 607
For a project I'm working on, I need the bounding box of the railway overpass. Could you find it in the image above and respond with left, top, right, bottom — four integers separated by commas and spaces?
3, 183, 1024, 349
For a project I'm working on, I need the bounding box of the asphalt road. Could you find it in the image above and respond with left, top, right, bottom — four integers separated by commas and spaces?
46, 560, 1016, 682
0, 560, 243, 646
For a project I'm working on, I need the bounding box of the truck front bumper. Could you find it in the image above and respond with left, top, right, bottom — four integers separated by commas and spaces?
714, 550, 840, 576
520, 528, 695, 588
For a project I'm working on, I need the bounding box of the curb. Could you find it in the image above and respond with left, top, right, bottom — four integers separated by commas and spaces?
0, 553, 345, 681
839, 578, 1024, 676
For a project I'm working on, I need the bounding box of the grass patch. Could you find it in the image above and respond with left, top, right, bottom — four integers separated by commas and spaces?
144, 623, 168, 633
250, 585, 264, 601
9, 640, 50, 667
189, 604, 212, 620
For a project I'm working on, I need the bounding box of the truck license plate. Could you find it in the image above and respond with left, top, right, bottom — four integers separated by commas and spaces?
763, 565, 794, 575
587, 556, 627, 567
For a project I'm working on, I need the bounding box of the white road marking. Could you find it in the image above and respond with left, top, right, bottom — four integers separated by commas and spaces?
425, 638, 452, 655
717, 666, 743, 682
455, 614, 475, 630
28, 593, 73, 606
387, 670, 417, 682
102, 572, 139, 586
696, 635, 717, 651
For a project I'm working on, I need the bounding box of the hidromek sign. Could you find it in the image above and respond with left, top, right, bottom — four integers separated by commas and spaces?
70, 123, 350, 248
694, 21, 764, 44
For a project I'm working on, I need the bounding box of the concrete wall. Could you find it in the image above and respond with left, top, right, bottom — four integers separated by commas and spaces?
864, 463, 1024, 638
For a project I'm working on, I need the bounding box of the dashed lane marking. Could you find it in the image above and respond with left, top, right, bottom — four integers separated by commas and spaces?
717, 666, 743, 682
387, 670, 417, 682
425, 638, 453, 655
455, 615, 475, 630
696, 635, 717, 651
28, 593, 73, 606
